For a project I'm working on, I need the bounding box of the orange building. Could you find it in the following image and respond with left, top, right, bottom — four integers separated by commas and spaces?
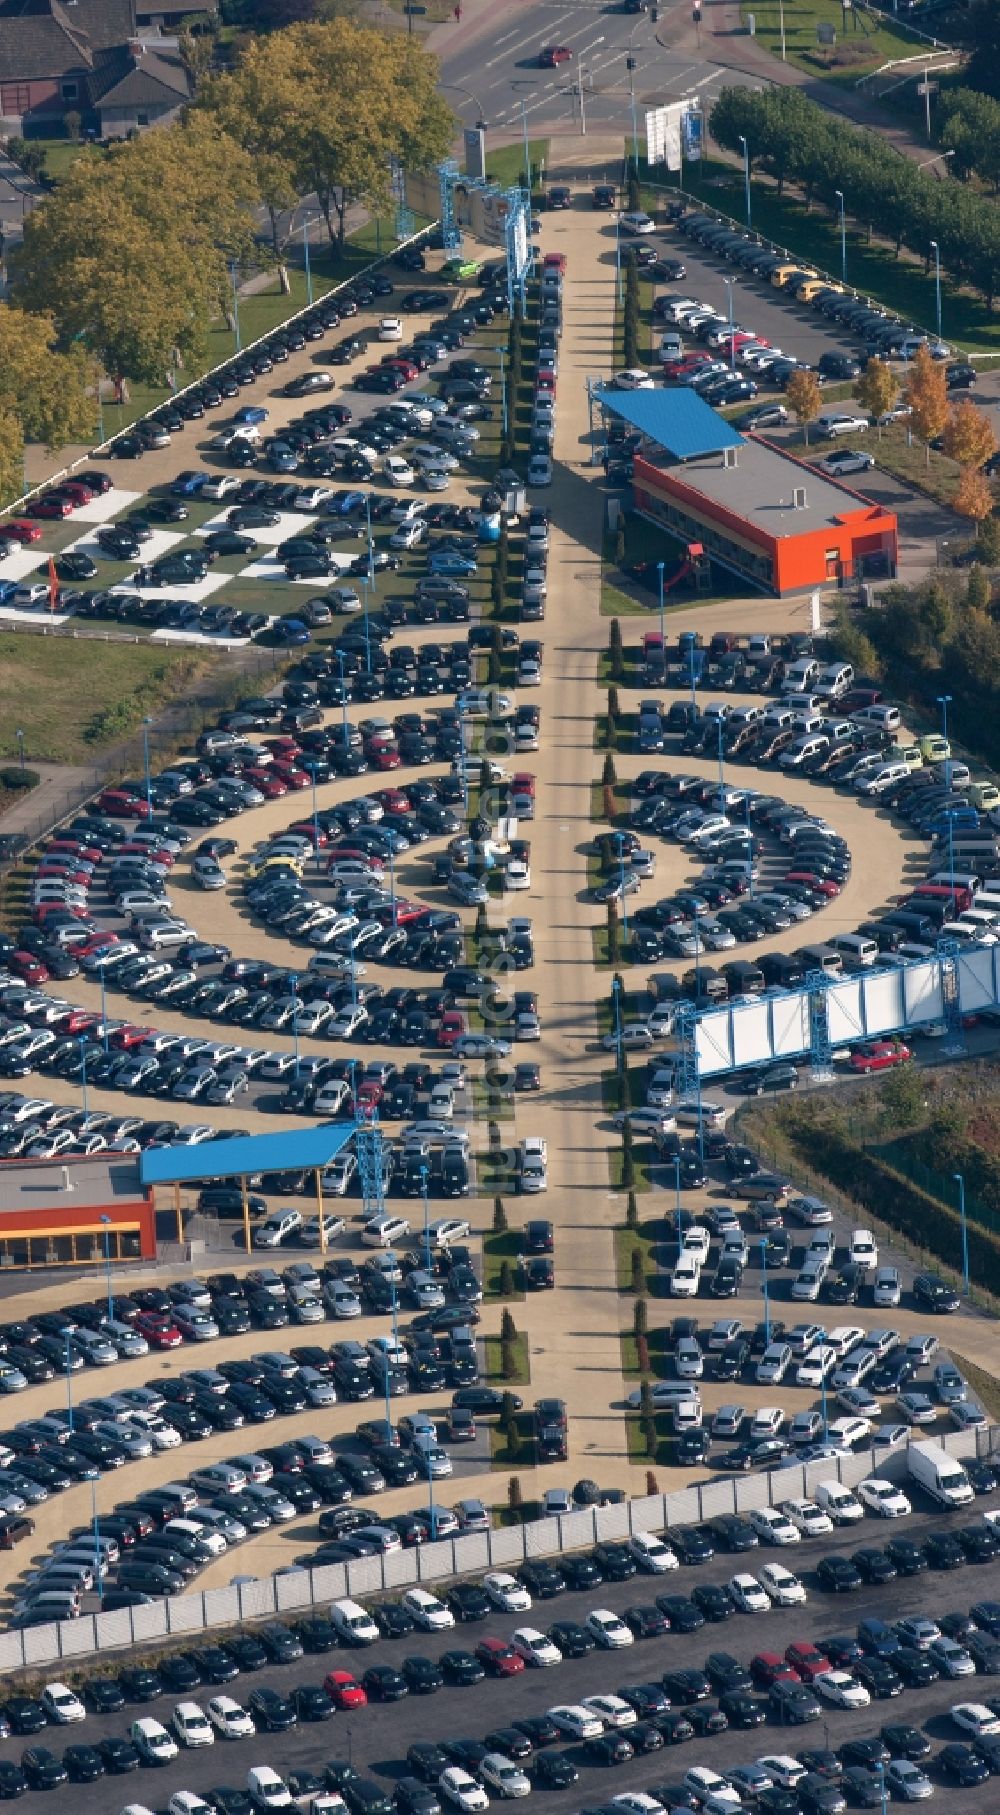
597, 388, 898, 597
0, 1156, 156, 1271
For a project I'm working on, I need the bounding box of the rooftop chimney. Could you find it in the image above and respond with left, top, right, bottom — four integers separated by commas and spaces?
128, 37, 143, 62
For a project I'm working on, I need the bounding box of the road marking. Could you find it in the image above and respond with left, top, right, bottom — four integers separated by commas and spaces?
481, 13, 571, 68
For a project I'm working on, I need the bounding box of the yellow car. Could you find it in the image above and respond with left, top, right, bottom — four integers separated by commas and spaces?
771, 262, 816, 290
798, 277, 840, 303
919, 733, 951, 763
894, 744, 923, 770
245, 853, 305, 881
968, 781, 1000, 812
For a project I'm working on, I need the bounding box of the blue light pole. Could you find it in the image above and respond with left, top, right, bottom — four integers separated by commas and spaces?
337, 651, 348, 737
99, 1213, 113, 1323
420, 1163, 431, 1271
937, 692, 954, 881
834, 190, 846, 284
289, 971, 300, 1079
63, 1327, 74, 1433
616, 831, 629, 937
657, 560, 665, 646
80, 1036, 89, 1124
673, 1154, 683, 1251
760, 1238, 770, 1343
99, 964, 109, 1054
953, 1171, 970, 1297
612, 974, 623, 1067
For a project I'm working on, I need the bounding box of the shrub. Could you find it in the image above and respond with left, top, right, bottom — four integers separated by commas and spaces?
492, 1196, 508, 1234
645, 1470, 659, 1496
507, 1475, 523, 1516
602, 752, 617, 787
633, 1296, 648, 1337
630, 1248, 645, 1295
498, 1259, 515, 1298
636, 1333, 650, 1371
500, 1307, 517, 1343
0, 767, 39, 791
626, 1190, 639, 1230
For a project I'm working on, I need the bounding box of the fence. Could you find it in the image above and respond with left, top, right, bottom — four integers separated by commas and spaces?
0, 1428, 980, 1674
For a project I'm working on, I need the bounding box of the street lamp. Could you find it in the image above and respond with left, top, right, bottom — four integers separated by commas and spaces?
99, 1213, 113, 1324
930, 239, 942, 341
918, 148, 954, 172
657, 560, 665, 645
953, 1172, 970, 1297
722, 276, 737, 370
739, 136, 751, 228
229, 263, 241, 352
937, 693, 954, 881
297, 208, 323, 308
14, 729, 24, 771
494, 344, 508, 440
289, 971, 300, 1079
760, 1238, 770, 1343
420, 1163, 431, 1271
834, 190, 846, 284
79, 1035, 89, 1124
615, 831, 629, 938
141, 715, 153, 819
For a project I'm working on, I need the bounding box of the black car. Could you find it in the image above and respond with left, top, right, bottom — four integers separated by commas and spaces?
21, 1748, 67, 1790
3, 1699, 45, 1734
623, 1604, 670, 1639
671, 1527, 714, 1564
448, 1584, 490, 1622
592, 1542, 637, 1581
561, 1554, 604, 1590
913, 1271, 960, 1312
395, 1777, 443, 1815
719, 1689, 767, 1727
880, 1724, 931, 1762
662, 1667, 712, 1704
533, 1752, 579, 1789
0, 1760, 25, 1798
548, 1620, 595, 1657
924, 1531, 967, 1571
119, 1668, 162, 1702
373, 1601, 416, 1639
246, 1687, 296, 1730
401, 1655, 443, 1694
157, 1653, 201, 1693
892, 1647, 939, 1688
692, 1583, 735, 1621
438, 1650, 486, 1685
854, 1657, 904, 1698
937, 1743, 991, 1785
224, 1633, 268, 1672
705, 1654, 752, 1695
585, 1730, 635, 1765
407, 1743, 450, 1783
851, 1547, 897, 1586
292, 1683, 335, 1722
656, 1595, 705, 1633
840, 1767, 884, 1807
62, 1744, 105, 1782
190, 1646, 240, 1685
885, 1536, 928, 1576
85, 1677, 126, 1713
363, 1666, 408, 1703
769, 1681, 822, 1723
816, 1555, 863, 1593
518, 1559, 565, 1597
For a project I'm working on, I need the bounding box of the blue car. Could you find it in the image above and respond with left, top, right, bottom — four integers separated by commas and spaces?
0, 579, 18, 602
171, 470, 210, 496
273, 618, 311, 646
428, 552, 478, 576
330, 489, 368, 515
234, 405, 269, 425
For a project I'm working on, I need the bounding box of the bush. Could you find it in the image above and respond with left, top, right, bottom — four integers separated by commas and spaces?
498, 1259, 515, 1298
626, 1190, 639, 1230
492, 1196, 508, 1234
636, 1333, 650, 1371
0, 767, 39, 791
602, 752, 617, 787
629, 1248, 645, 1295
633, 1296, 648, 1337
500, 1307, 517, 1344
645, 1470, 659, 1496
507, 1475, 523, 1517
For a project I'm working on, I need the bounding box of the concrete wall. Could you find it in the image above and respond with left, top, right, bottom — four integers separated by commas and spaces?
0, 1428, 981, 1674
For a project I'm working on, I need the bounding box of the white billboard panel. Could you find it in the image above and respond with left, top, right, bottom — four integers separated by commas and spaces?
770, 991, 810, 1059
695, 1010, 732, 1077
645, 105, 668, 166
860, 967, 903, 1036
826, 979, 864, 1046
902, 960, 944, 1025
731, 1001, 772, 1069
664, 109, 682, 172
956, 945, 997, 1013
510, 205, 529, 282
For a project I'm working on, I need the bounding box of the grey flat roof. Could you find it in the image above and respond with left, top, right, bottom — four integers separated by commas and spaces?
0, 1156, 144, 1213
642, 437, 876, 537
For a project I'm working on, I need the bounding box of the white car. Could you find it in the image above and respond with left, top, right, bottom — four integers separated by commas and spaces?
512, 1626, 562, 1667
480, 1756, 530, 1800
614, 368, 656, 390
439, 1770, 489, 1814
585, 1608, 634, 1648
378, 316, 403, 340
748, 1508, 800, 1546
130, 1717, 179, 1764
581, 1693, 637, 1729
172, 1701, 215, 1747
548, 1703, 604, 1739
206, 1695, 255, 1739
758, 1562, 807, 1606
728, 1573, 772, 1614
682, 1226, 711, 1268
527, 455, 552, 487
779, 1499, 833, 1539
755, 1757, 807, 1790
402, 1588, 455, 1630
483, 1572, 531, 1612
383, 454, 415, 486
930, 1637, 976, 1678
628, 1532, 678, 1573
621, 210, 655, 233
849, 1228, 878, 1270
813, 1671, 870, 1710
670, 1255, 701, 1298
169, 1796, 214, 1815
951, 1702, 1000, 1737
683, 1769, 740, 1810
40, 1683, 85, 1723
857, 1477, 912, 1518
612, 1796, 667, 1815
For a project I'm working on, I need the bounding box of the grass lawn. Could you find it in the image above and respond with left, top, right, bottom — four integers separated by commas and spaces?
0, 639, 220, 764
806, 422, 962, 506
601, 1065, 645, 1113
614, 1220, 660, 1293
26, 137, 87, 182
483, 1230, 526, 1300
609, 1142, 651, 1193
663, 156, 1000, 356
741, 0, 930, 85
484, 1331, 531, 1385
947, 1354, 1000, 1423
620, 1324, 670, 1380
484, 141, 550, 193
489, 1413, 536, 1467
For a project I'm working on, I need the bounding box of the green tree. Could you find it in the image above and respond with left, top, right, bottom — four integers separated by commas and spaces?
967, 564, 992, 609
0, 306, 97, 453
786, 369, 822, 443
198, 20, 453, 244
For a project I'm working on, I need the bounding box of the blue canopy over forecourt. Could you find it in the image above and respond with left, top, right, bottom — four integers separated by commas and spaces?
140, 1122, 357, 1253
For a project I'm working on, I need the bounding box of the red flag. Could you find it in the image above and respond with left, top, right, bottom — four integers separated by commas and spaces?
47, 554, 58, 613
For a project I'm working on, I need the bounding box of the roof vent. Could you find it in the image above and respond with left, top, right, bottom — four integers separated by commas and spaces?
792, 486, 807, 509
723, 446, 738, 468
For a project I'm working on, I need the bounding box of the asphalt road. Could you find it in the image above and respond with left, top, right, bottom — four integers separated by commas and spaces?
441, 3, 733, 146
14, 1502, 1000, 1815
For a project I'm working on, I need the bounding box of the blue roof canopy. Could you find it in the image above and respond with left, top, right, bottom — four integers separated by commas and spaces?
594, 387, 745, 460
140, 1122, 356, 1187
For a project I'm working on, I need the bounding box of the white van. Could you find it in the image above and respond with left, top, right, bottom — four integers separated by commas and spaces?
782, 657, 820, 695
815, 661, 854, 700
659, 332, 683, 361
854, 760, 911, 797
779, 735, 829, 769
830, 934, 879, 969
851, 703, 901, 733
330, 1598, 379, 1645
762, 704, 795, 734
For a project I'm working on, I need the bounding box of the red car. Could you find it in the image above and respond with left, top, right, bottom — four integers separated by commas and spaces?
48, 841, 101, 864
356, 1082, 383, 1112
272, 764, 310, 790
62, 1010, 98, 1034
27, 496, 73, 518
10, 952, 48, 984
475, 1638, 525, 1677
2, 520, 42, 543
539, 43, 572, 64
324, 1670, 367, 1709
289, 822, 328, 846
55, 482, 97, 506
437, 1010, 465, 1049
134, 1311, 182, 1349
782, 871, 840, 897
265, 737, 302, 760
849, 1040, 911, 1074
109, 1025, 152, 1051
371, 747, 402, 772
750, 1652, 798, 1689
376, 789, 411, 814
245, 769, 288, 799
785, 1641, 830, 1682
